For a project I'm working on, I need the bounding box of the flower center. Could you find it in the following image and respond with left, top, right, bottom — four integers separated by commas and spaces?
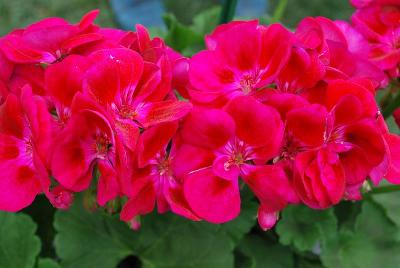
280, 134, 304, 160
117, 104, 138, 120
157, 157, 172, 177
94, 132, 112, 159
239, 74, 256, 95
222, 139, 253, 170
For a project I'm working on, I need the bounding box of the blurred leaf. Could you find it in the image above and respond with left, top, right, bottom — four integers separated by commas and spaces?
37, 258, 60, 268
276, 205, 337, 252
236, 234, 293, 268
386, 116, 400, 134
55, 195, 258, 268
297, 258, 324, 268
163, 7, 221, 56
164, 0, 219, 25
163, 13, 203, 53
0, 212, 41, 268
372, 191, 400, 226
321, 200, 400, 268
0, 0, 115, 36
192, 7, 221, 35
269, 0, 353, 28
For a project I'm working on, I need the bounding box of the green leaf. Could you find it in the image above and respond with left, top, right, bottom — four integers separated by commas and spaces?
54, 201, 136, 268
163, 13, 203, 54
138, 215, 234, 268
191, 6, 221, 35
0, 212, 41, 268
276, 205, 337, 252
55, 197, 239, 268
37, 258, 60, 268
321, 200, 400, 268
372, 191, 400, 226
386, 116, 400, 135
236, 234, 293, 268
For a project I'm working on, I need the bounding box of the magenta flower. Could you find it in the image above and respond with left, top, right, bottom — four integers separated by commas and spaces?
188, 21, 293, 105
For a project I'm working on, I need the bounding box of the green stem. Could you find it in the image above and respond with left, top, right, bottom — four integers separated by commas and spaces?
219, 0, 238, 24
272, 0, 288, 22
383, 92, 400, 118
369, 185, 400, 195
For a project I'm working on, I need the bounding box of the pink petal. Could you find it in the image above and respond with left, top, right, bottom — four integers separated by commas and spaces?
212, 155, 240, 181
225, 95, 284, 149
180, 106, 235, 150
137, 100, 192, 128
286, 104, 328, 147
184, 168, 240, 223
257, 205, 279, 231
137, 122, 178, 167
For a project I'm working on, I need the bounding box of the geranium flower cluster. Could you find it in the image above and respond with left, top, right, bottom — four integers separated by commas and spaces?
0, 3, 399, 230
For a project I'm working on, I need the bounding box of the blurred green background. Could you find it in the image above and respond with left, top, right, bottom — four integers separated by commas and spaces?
0, 0, 353, 35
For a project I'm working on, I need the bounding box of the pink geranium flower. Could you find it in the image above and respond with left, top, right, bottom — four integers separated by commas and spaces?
0, 85, 53, 211
188, 21, 293, 105
120, 122, 199, 222
0, 10, 102, 64
179, 96, 290, 227
280, 80, 386, 207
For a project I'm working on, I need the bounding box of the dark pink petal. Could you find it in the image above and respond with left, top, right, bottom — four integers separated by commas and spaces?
120, 176, 155, 221
115, 120, 139, 152
137, 100, 192, 128
294, 149, 345, 209
225, 96, 284, 149
286, 104, 328, 147
326, 79, 378, 118
331, 95, 363, 126
62, 33, 103, 51
0, 93, 24, 139
164, 183, 200, 221
0, 164, 41, 212
172, 143, 215, 179
48, 185, 74, 210
257, 91, 309, 120
344, 120, 386, 167
213, 21, 260, 71
137, 122, 178, 167
189, 50, 236, 96
45, 55, 88, 107
0, 35, 56, 63
394, 108, 400, 128
243, 165, 293, 211
384, 133, 400, 184
78, 9, 100, 30
257, 205, 279, 231
97, 162, 119, 206
258, 24, 293, 82
184, 168, 240, 223
9, 65, 46, 96
296, 17, 324, 49
212, 155, 240, 181
51, 132, 95, 191
180, 107, 235, 150
85, 48, 144, 104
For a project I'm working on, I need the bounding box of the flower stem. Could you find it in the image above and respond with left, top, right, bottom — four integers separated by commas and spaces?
272, 0, 288, 22
219, 0, 238, 24
370, 185, 400, 194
